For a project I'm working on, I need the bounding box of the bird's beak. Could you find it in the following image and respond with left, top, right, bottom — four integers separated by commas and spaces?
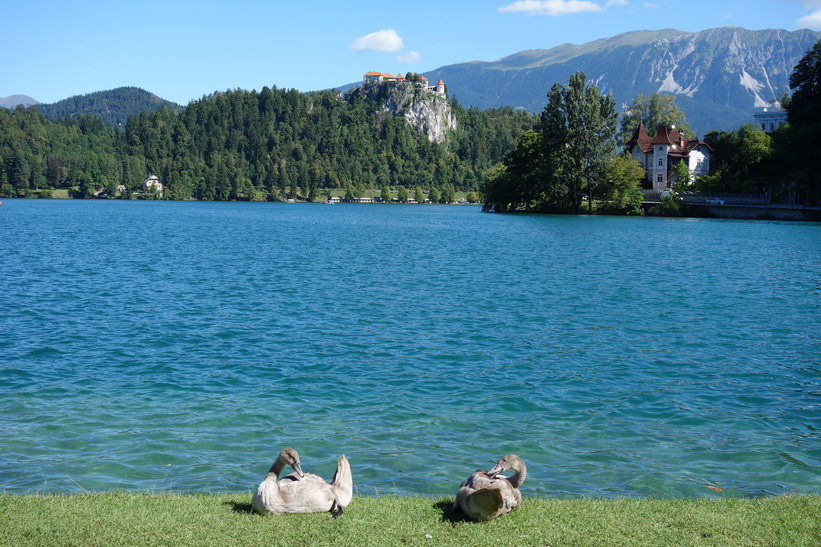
488, 464, 502, 478
294, 461, 305, 479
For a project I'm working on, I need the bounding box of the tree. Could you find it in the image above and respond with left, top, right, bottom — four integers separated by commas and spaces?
482, 129, 544, 211
539, 72, 618, 214
672, 159, 692, 193
784, 38, 821, 201
787, 38, 821, 126
397, 186, 409, 203
700, 124, 772, 192
380, 185, 391, 203
620, 92, 692, 145
597, 155, 645, 215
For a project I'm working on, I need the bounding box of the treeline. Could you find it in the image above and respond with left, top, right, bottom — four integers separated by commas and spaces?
0, 87, 534, 201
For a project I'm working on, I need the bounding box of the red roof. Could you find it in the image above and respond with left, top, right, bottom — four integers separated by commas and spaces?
627, 123, 709, 155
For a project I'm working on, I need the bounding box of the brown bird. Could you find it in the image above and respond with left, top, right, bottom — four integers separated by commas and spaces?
453, 453, 527, 521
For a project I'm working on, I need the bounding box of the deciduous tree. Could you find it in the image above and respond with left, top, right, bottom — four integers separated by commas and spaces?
620, 92, 692, 145
539, 72, 618, 214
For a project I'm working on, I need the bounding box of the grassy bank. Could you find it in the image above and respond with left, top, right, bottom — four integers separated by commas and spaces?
1, 493, 819, 546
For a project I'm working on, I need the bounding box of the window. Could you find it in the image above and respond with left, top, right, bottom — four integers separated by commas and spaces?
658, 146, 663, 151
658, 158, 663, 166
657, 174, 663, 183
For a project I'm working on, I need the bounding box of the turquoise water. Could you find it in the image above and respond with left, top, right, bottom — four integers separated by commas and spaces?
1, 199, 819, 498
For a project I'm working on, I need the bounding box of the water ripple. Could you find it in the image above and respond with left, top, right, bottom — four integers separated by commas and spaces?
1, 200, 819, 498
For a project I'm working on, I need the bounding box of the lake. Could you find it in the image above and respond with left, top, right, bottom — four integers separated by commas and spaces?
1, 199, 819, 498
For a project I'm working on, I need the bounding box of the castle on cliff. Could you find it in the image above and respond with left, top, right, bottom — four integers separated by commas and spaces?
362, 71, 446, 97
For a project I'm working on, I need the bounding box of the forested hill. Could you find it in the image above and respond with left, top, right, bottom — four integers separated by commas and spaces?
0, 86, 535, 201
34, 87, 183, 127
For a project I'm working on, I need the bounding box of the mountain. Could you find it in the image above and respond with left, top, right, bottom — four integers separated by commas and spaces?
420, 27, 821, 135
33, 87, 183, 127
1, 95, 40, 108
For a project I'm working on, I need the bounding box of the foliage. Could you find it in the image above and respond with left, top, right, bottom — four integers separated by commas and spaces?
597, 155, 646, 215
0, 87, 535, 201
701, 124, 773, 193
672, 159, 692, 193
483, 72, 618, 215
1, 493, 819, 546
659, 193, 682, 216
619, 92, 693, 145
537, 72, 618, 214
783, 38, 821, 201
482, 129, 545, 212
787, 39, 821, 126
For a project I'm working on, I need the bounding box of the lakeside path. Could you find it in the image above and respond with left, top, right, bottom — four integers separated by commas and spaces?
1, 493, 819, 545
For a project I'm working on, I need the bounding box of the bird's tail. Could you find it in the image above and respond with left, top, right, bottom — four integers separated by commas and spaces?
331, 454, 353, 508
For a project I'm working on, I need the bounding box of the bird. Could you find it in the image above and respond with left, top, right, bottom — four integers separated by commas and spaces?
452, 453, 527, 521
251, 447, 353, 518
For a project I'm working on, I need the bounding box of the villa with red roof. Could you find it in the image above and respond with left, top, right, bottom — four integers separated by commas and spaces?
362, 71, 446, 96
626, 122, 711, 190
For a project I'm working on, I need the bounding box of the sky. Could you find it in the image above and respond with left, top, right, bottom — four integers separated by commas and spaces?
3, 0, 821, 105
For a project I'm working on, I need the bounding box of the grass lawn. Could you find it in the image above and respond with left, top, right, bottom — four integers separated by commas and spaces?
1, 493, 819, 545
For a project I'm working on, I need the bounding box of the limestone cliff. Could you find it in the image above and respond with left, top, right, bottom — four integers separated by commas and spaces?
355, 83, 456, 144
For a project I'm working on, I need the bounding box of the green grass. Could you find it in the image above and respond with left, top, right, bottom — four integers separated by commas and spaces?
1, 493, 819, 546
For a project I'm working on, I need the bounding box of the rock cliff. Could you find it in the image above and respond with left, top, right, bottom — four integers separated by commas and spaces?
356, 83, 456, 144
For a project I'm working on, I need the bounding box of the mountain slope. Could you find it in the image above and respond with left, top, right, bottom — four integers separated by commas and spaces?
33, 87, 183, 127
422, 27, 821, 134
1, 95, 40, 108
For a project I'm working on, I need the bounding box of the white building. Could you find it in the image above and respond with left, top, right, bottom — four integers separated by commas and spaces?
626, 123, 711, 190
143, 175, 164, 197
753, 108, 788, 133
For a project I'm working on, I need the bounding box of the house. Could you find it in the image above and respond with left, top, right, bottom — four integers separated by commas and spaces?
626, 123, 711, 190
362, 71, 446, 97
753, 107, 788, 133
143, 175, 164, 197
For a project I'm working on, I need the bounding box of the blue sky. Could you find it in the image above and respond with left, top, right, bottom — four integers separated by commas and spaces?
3, 0, 821, 105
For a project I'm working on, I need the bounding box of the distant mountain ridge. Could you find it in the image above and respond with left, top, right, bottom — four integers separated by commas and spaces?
1, 95, 40, 108
421, 27, 821, 134
32, 87, 183, 127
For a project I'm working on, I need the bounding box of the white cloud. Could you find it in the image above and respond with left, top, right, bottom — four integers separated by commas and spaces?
350, 29, 404, 52
605, 0, 628, 6
797, 9, 821, 28
396, 50, 421, 64
498, 0, 605, 16
643, 2, 659, 7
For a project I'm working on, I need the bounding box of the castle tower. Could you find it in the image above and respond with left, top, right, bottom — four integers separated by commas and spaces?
436, 79, 445, 95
